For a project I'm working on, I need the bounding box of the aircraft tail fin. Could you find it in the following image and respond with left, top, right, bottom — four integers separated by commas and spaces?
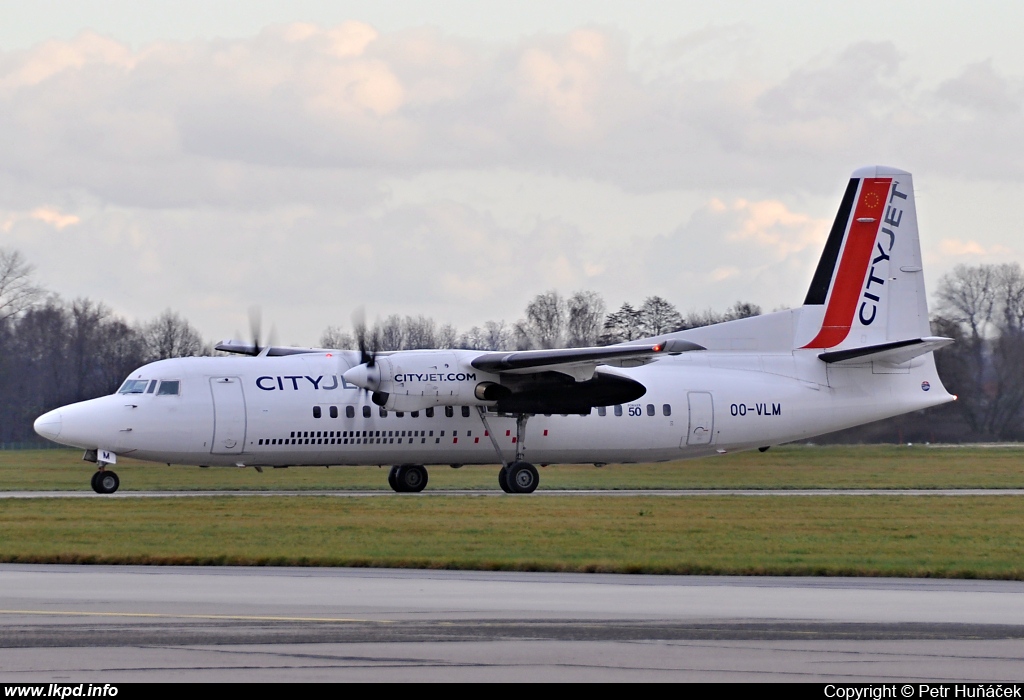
794, 166, 930, 350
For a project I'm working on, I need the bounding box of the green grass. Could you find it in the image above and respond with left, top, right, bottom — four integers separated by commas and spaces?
5, 444, 1024, 491
2, 495, 1023, 578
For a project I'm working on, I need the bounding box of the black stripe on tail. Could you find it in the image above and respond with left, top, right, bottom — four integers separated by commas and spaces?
803, 178, 859, 306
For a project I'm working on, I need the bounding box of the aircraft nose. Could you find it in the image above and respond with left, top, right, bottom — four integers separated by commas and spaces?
34, 409, 62, 440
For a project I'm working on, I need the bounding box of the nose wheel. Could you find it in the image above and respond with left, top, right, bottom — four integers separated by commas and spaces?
91, 470, 119, 494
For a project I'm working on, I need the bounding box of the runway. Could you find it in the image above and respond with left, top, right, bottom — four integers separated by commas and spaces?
3, 565, 1024, 681
4, 488, 1024, 498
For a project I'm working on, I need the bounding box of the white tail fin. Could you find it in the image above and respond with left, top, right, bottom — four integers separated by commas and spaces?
794, 166, 930, 350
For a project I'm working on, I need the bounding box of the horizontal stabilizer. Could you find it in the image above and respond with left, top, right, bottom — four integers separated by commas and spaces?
817, 336, 953, 365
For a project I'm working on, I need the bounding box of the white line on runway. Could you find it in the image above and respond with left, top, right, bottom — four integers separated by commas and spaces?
2, 489, 1024, 498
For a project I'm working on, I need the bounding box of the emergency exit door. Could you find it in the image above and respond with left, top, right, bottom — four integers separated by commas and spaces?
685, 392, 715, 446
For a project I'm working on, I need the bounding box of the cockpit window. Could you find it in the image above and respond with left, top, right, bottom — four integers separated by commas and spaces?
146, 380, 157, 394
156, 380, 180, 396
118, 379, 149, 394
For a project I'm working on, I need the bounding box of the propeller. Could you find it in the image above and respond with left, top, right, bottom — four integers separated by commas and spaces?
352, 307, 377, 367
215, 307, 279, 356
345, 307, 385, 400
248, 306, 264, 357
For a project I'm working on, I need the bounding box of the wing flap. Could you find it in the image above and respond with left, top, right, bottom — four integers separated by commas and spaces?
470, 339, 704, 375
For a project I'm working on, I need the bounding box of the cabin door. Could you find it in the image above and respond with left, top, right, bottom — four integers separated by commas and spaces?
210, 376, 247, 454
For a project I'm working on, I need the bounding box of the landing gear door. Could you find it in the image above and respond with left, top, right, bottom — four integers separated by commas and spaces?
685, 391, 715, 446
210, 377, 246, 454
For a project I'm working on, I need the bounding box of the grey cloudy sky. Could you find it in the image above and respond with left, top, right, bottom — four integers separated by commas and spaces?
2, 2, 1023, 345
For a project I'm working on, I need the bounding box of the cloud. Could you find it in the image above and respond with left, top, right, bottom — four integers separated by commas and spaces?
30, 208, 80, 229
0, 206, 81, 232
641, 197, 830, 311
938, 238, 1013, 258
3, 24, 1024, 211
1, 22, 1023, 343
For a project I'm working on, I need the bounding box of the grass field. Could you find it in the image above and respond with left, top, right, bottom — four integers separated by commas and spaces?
5, 444, 1024, 491
2, 495, 1023, 578
4, 445, 1024, 578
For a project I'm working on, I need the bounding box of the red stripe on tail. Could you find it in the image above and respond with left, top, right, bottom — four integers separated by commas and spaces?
802, 177, 891, 349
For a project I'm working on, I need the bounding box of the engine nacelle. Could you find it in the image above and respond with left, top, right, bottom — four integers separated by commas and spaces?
343, 350, 502, 412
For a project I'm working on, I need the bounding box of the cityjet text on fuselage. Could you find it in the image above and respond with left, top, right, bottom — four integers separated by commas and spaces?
394, 372, 476, 383
255, 375, 358, 391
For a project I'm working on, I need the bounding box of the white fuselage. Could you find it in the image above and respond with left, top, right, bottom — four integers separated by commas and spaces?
34, 348, 952, 468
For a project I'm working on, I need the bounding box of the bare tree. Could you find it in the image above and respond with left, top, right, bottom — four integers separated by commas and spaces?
319, 325, 354, 349
457, 326, 486, 350
376, 315, 405, 351
724, 301, 762, 321
567, 290, 606, 346
638, 296, 682, 336
97, 319, 148, 393
143, 309, 206, 360
934, 263, 1024, 439
0, 249, 42, 323
436, 323, 459, 349
936, 264, 998, 340
513, 320, 533, 350
484, 320, 514, 350
524, 291, 567, 349
403, 315, 437, 349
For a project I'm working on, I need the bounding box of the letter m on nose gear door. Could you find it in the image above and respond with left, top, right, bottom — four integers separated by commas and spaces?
685, 392, 715, 446
210, 377, 246, 454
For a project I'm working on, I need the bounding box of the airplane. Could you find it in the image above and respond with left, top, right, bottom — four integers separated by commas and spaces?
33, 166, 954, 494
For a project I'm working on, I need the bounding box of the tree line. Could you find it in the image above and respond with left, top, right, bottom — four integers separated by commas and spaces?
2, 246, 1022, 444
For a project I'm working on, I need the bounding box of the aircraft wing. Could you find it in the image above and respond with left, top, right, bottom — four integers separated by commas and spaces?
471, 339, 704, 380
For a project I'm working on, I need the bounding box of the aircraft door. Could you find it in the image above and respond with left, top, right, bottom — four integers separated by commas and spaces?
210, 376, 246, 454
685, 391, 715, 446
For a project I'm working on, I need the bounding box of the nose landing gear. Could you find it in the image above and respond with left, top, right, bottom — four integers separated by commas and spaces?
90, 469, 119, 494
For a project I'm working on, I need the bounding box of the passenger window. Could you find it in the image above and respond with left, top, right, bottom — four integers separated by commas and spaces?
614, 405, 623, 417
445, 406, 454, 418
663, 404, 671, 417
313, 406, 322, 419
598, 406, 606, 416
345, 406, 355, 418
330, 406, 338, 418
411, 411, 419, 418
379, 407, 388, 417
646, 404, 655, 416
396, 411, 404, 418
462, 406, 470, 417
426, 407, 434, 418
156, 380, 180, 396
362, 405, 371, 418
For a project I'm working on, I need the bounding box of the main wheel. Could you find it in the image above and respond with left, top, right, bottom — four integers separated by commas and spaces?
387, 465, 400, 492
497, 466, 512, 493
95, 470, 119, 494
506, 461, 539, 494
396, 464, 428, 493
90, 470, 103, 493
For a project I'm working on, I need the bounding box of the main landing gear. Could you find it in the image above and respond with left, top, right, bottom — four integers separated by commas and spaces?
478, 408, 539, 494
90, 469, 119, 494
388, 464, 428, 493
